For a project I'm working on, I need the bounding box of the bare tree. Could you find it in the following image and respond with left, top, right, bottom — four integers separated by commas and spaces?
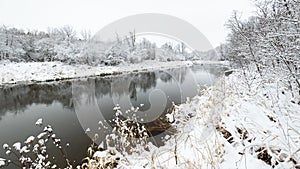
60, 25, 76, 40
80, 29, 91, 41
224, 0, 300, 93
129, 30, 136, 50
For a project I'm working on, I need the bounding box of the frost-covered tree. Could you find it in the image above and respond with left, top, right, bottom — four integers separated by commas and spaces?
59, 25, 76, 41
80, 29, 91, 41
0, 26, 199, 65
224, 0, 300, 93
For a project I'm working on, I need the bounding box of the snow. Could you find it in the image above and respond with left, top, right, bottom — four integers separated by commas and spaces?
1, 59, 298, 168
37, 132, 47, 139
85, 128, 91, 133
2, 144, 9, 150
5, 150, 10, 155
24, 136, 35, 144
43, 125, 53, 133
0, 158, 5, 167
0, 60, 227, 86
20, 145, 30, 153
93, 151, 106, 158
110, 69, 300, 169
38, 139, 45, 145
165, 113, 174, 123
12, 142, 21, 151
35, 118, 43, 126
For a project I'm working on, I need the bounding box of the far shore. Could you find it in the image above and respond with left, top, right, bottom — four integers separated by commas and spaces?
0, 60, 229, 87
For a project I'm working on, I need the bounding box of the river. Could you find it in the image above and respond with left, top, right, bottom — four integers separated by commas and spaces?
0, 64, 227, 168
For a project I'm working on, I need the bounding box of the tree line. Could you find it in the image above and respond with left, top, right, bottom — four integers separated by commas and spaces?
0, 25, 92, 63
0, 25, 219, 65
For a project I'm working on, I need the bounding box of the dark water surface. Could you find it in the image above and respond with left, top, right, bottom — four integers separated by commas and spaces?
0, 64, 227, 168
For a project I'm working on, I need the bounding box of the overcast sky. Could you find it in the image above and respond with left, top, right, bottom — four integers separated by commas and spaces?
0, 0, 256, 47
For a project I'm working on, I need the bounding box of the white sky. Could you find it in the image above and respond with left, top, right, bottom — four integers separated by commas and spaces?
0, 0, 256, 47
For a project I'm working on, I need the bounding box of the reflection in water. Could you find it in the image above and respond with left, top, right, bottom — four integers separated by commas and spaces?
0, 64, 227, 168
0, 82, 73, 118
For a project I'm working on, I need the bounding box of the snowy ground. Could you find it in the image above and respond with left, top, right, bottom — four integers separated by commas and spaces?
0, 60, 227, 86
88, 70, 300, 169
1, 61, 298, 168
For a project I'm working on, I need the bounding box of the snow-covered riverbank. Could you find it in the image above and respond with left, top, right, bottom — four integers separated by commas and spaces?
88, 69, 300, 169
135, 71, 299, 168
0, 60, 228, 86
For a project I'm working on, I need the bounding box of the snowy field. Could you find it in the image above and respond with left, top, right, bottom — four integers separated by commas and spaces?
0, 60, 228, 86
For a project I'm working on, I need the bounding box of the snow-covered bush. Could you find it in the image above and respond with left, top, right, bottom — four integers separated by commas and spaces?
79, 105, 154, 168
0, 119, 72, 169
